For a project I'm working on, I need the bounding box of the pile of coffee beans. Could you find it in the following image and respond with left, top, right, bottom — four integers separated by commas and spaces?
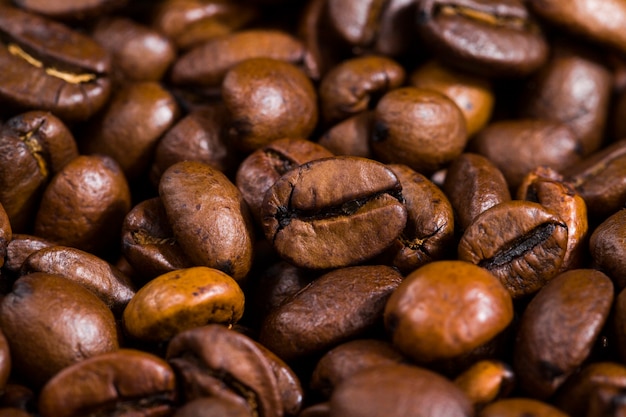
1, 0, 626, 415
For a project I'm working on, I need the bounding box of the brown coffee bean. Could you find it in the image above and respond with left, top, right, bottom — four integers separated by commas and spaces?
519, 41, 612, 156
514, 269, 613, 399
150, 105, 237, 186
470, 119, 582, 189
310, 339, 406, 398
443, 153, 511, 231
384, 260, 513, 363
0, 111, 78, 232
260, 265, 402, 362
0, 330, 10, 395
479, 398, 569, 417
329, 364, 473, 417
319, 55, 405, 125
4, 234, 54, 274
380, 164, 455, 274
171, 29, 309, 89
91, 17, 176, 82
553, 362, 626, 417
34, 155, 131, 256
299, 403, 331, 417
159, 161, 254, 281
174, 397, 253, 417
38, 349, 177, 417
325, 0, 388, 49
166, 324, 285, 417
590, 209, 626, 289
236, 138, 333, 224
517, 167, 588, 272
261, 156, 406, 269
121, 197, 192, 284
564, 138, 626, 221
416, 0, 548, 77
371, 87, 467, 175
0, 203, 11, 269
458, 200, 568, 298
222, 58, 318, 152
0, 272, 119, 387
21, 246, 136, 314
0, 384, 35, 412
123, 266, 244, 342
410, 60, 494, 137
0, 5, 111, 121
317, 111, 374, 158
454, 360, 515, 411
528, 0, 626, 54
151, 0, 259, 51
80, 81, 179, 180
13, 0, 127, 20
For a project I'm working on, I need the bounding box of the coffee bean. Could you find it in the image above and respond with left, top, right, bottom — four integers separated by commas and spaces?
453, 360, 515, 411
13, 0, 127, 20
261, 156, 406, 269
589, 209, 626, 289
479, 398, 569, 417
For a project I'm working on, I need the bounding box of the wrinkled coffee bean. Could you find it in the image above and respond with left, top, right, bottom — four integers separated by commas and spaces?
159, 161, 254, 281
514, 269, 613, 399
261, 156, 406, 269
0, 272, 119, 387
416, 0, 549, 77
384, 260, 513, 363
38, 349, 177, 417
260, 265, 402, 362
4, 234, 54, 274
123, 266, 245, 342
21, 245, 136, 314
0, 5, 111, 121
458, 200, 569, 298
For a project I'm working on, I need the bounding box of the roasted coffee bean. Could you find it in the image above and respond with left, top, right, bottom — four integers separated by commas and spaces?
34, 154, 131, 256
80, 81, 179, 181
415, 0, 549, 77
4, 234, 54, 274
371, 87, 467, 175
514, 269, 613, 399
553, 362, 626, 417
590, 209, 626, 289
151, 0, 259, 51
171, 30, 310, 89
0, 384, 35, 412
21, 246, 136, 314
91, 17, 176, 82
13, 0, 127, 20
517, 167, 588, 272
528, 0, 626, 54
121, 197, 192, 284
236, 138, 333, 224
564, 139, 626, 220
384, 260, 513, 363
317, 111, 374, 158
329, 364, 473, 417
310, 339, 406, 398
260, 265, 402, 362
150, 105, 237, 186
470, 119, 582, 189
458, 200, 568, 298
159, 161, 254, 281
410, 60, 494, 137
174, 397, 253, 417
380, 164, 455, 273
261, 156, 406, 269
319, 55, 405, 125
0, 272, 119, 387
38, 349, 177, 417
222, 58, 318, 152
519, 41, 612, 157
453, 360, 515, 411
0, 5, 111, 121
443, 153, 510, 231
325, 0, 388, 50
0, 330, 10, 395
0, 111, 78, 232
123, 266, 245, 342
479, 398, 569, 417
0, 203, 10, 270
166, 324, 287, 417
